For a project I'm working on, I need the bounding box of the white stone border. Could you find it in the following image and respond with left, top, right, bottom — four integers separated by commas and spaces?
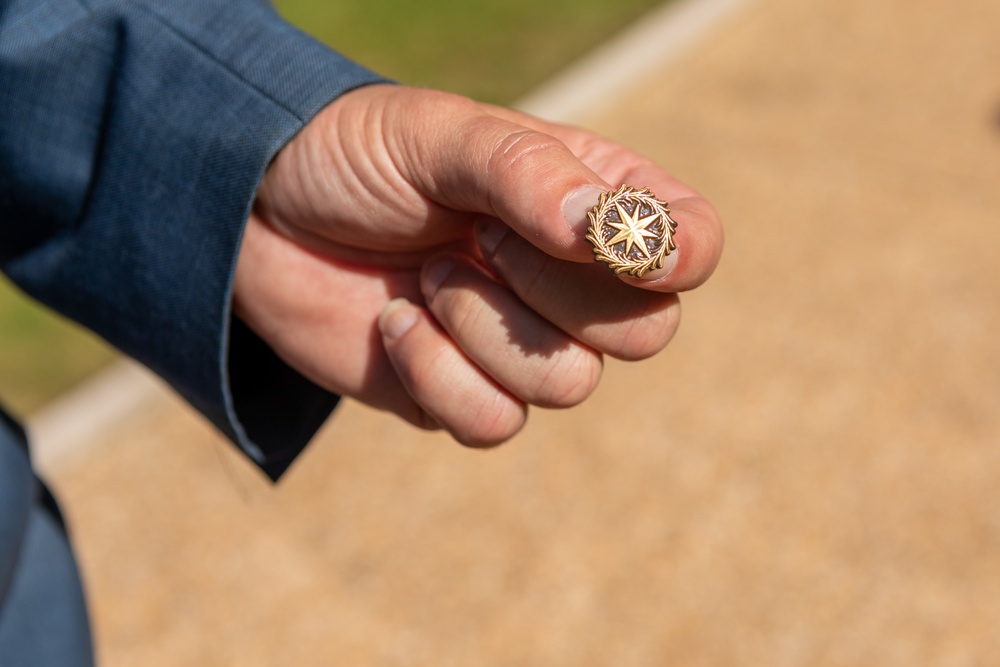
25, 0, 754, 477
516, 0, 755, 122
27, 359, 166, 477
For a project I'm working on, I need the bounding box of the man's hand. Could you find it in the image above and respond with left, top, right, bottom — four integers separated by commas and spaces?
233, 84, 723, 446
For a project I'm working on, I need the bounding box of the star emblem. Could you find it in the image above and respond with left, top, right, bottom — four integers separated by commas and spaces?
585, 184, 677, 277
605, 201, 662, 258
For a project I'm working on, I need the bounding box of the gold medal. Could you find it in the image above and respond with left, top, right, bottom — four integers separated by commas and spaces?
585, 185, 677, 277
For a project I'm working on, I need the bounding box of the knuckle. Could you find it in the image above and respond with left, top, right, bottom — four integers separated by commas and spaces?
483, 126, 567, 183
456, 393, 526, 448
510, 250, 552, 305
434, 289, 488, 342
607, 300, 681, 361
532, 348, 603, 409
402, 345, 450, 395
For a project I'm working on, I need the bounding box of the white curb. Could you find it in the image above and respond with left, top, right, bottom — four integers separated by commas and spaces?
516, 0, 755, 122
27, 359, 167, 477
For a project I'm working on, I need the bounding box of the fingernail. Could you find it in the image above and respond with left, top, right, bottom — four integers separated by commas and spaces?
475, 220, 510, 256
562, 185, 607, 235
423, 256, 456, 296
379, 298, 419, 341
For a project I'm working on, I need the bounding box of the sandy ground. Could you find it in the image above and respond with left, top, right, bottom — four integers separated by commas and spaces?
44, 0, 1000, 664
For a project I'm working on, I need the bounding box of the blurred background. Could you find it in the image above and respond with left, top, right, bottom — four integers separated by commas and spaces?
15, 0, 1000, 665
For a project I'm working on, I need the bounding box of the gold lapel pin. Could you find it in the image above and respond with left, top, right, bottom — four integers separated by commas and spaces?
585, 185, 677, 277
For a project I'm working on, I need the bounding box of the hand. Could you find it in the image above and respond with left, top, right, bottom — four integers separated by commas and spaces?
233, 84, 722, 446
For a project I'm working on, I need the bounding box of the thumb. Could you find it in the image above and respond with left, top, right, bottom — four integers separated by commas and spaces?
386, 89, 611, 262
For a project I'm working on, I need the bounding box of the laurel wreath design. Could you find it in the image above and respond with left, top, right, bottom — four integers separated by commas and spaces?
585, 184, 678, 277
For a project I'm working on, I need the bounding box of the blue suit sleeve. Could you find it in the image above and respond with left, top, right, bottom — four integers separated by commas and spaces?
0, 0, 388, 480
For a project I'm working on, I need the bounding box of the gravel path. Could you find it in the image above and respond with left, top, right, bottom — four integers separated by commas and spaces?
47, 0, 1000, 664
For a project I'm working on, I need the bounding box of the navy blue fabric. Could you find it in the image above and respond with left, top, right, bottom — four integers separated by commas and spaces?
0, 413, 93, 666
0, 0, 388, 660
0, 414, 34, 613
0, 501, 94, 667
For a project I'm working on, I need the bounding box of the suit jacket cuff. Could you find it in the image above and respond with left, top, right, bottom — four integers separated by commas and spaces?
0, 1, 388, 480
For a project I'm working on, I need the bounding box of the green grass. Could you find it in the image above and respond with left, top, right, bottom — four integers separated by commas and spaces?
273, 0, 666, 104
0, 0, 667, 415
0, 278, 117, 415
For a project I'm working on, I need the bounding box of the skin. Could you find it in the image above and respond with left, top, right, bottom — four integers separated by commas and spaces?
233, 84, 723, 447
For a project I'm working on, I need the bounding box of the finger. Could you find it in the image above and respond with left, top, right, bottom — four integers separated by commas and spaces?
421, 253, 603, 408
381, 90, 610, 261
475, 111, 725, 291
234, 214, 438, 430
475, 220, 682, 361
405, 93, 723, 285
378, 298, 527, 447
